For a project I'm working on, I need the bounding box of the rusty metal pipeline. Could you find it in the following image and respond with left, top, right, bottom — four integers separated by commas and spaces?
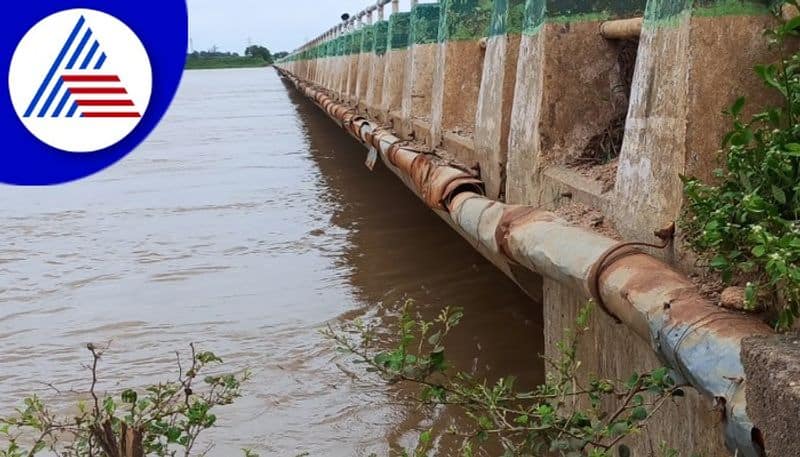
446, 192, 770, 456
280, 70, 483, 211
600, 17, 642, 40
275, 67, 770, 457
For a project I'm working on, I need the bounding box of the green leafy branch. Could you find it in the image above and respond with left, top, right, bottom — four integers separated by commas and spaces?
0, 344, 252, 457
324, 301, 686, 457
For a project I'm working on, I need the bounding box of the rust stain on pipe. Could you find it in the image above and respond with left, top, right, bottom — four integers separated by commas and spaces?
494, 206, 554, 260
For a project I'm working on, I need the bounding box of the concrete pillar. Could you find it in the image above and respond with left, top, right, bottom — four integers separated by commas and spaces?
314, 36, 323, 83
316, 36, 323, 84
506, 0, 647, 208
324, 32, 331, 91
300, 44, 310, 80
346, 20, 364, 101
336, 26, 350, 98
381, 10, 411, 125
356, 14, 375, 106
429, 0, 492, 163
366, 17, 390, 116
314, 32, 331, 87
326, 29, 337, 95
324, 31, 335, 88
611, 0, 779, 250
400, 3, 440, 140
474, 0, 525, 200
317, 35, 327, 86
296, 44, 303, 78
309, 40, 316, 81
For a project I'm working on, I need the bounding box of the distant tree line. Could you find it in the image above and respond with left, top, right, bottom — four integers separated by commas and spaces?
187, 45, 288, 64
185, 45, 288, 70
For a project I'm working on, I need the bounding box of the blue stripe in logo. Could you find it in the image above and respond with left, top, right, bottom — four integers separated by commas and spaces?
94, 52, 107, 70
80, 40, 99, 70
24, 16, 85, 118
66, 28, 92, 70
52, 88, 72, 117
37, 77, 63, 118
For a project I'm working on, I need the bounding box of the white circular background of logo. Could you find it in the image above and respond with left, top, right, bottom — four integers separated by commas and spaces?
8, 9, 152, 153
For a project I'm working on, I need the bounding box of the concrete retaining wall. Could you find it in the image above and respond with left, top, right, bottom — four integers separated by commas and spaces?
276, 1, 789, 455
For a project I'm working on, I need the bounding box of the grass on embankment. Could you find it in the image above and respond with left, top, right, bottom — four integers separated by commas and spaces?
185, 56, 271, 70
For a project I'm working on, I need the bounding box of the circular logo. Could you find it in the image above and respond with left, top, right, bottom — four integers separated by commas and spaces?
8, 9, 152, 153
1, 1, 187, 185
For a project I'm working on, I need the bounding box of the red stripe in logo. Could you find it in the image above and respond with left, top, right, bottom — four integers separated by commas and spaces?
82, 112, 141, 118
76, 99, 135, 106
61, 75, 121, 82
69, 87, 128, 94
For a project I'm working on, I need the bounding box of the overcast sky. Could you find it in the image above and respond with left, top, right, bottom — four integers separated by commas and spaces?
187, 0, 425, 54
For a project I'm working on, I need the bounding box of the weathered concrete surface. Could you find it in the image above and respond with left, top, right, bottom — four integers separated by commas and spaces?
400, 43, 436, 138
335, 44, 348, 97
475, 33, 521, 200
381, 49, 407, 121
685, 14, 782, 183
430, 40, 486, 149
366, 53, 385, 115
474, 0, 525, 200
506, 31, 546, 205
742, 333, 800, 457
612, 20, 688, 245
346, 30, 362, 101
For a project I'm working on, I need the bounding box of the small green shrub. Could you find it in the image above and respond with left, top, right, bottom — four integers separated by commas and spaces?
0, 344, 252, 457
325, 301, 686, 457
681, 3, 800, 329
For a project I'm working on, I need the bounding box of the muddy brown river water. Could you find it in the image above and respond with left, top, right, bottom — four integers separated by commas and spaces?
0, 68, 543, 456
